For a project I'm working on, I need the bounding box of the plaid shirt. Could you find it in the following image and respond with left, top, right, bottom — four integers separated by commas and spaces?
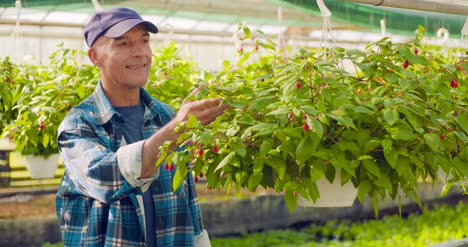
56, 82, 205, 246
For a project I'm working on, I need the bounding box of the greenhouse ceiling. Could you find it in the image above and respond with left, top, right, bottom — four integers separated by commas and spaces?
0, 0, 466, 38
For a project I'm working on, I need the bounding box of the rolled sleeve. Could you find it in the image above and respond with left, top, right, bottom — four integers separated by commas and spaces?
117, 140, 159, 191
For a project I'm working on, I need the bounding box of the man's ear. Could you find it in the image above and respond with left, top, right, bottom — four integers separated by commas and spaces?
88, 48, 102, 67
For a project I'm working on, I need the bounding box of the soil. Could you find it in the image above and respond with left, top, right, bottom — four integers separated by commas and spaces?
0, 183, 275, 219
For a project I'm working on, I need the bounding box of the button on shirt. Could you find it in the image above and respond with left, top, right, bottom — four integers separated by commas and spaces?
55, 82, 205, 246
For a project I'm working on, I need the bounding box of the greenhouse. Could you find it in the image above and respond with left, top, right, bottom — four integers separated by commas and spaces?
0, 0, 467, 246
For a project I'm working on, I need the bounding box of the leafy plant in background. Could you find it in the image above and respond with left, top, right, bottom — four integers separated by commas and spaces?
1, 45, 98, 157
0, 57, 23, 135
147, 42, 200, 110
159, 26, 468, 212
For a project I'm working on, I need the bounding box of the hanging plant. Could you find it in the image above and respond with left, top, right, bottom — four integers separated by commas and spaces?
158, 27, 468, 212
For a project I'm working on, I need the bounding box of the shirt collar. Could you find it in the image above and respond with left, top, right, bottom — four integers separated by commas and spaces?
93, 81, 161, 125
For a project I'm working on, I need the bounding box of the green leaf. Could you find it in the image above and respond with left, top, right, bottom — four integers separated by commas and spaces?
389, 125, 417, 140
247, 173, 263, 191
409, 154, 424, 169
185, 114, 199, 129
309, 160, 327, 182
352, 105, 374, 114
363, 139, 381, 153
440, 182, 454, 197
423, 133, 442, 152
267, 106, 290, 115
453, 131, 468, 144
296, 136, 318, 163
454, 115, 468, 135
42, 133, 50, 148
327, 114, 356, 129
357, 179, 371, 203
384, 149, 398, 168
172, 166, 187, 192
253, 157, 264, 176
453, 156, 468, 177
229, 142, 247, 157
383, 109, 399, 126
302, 105, 318, 116
362, 159, 381, 178
374, 173, 393, 194
264, 156, 286, 179
259, 139, 274, 156
284, 190, 297, 212
215, 151, 235, 172
395, 156, 413, 180
311, 119, 324, 138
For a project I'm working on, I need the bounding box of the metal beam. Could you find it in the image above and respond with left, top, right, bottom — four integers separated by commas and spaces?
341, 0, 468, 16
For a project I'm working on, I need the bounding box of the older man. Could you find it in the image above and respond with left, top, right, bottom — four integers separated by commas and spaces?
56, 7, 226, 246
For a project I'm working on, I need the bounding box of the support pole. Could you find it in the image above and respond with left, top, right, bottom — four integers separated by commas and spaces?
341, 0, 468, 16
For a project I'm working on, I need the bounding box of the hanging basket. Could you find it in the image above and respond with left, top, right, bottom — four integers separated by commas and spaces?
297, 174, 358, 208
23, 154, 59, 179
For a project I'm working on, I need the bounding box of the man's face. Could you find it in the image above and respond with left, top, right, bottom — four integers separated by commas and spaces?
91, 24, 152, 90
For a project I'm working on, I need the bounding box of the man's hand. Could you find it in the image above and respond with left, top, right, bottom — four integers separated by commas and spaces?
174, 98, 229, 126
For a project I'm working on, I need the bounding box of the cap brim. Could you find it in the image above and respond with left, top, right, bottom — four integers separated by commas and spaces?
104, 19, 158, 38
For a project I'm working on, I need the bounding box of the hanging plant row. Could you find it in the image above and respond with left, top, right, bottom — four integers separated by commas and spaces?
157, 27, 468, 212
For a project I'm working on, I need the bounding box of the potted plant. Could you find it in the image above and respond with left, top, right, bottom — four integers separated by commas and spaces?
1, 46, 97, 179
157, 27, 467, 212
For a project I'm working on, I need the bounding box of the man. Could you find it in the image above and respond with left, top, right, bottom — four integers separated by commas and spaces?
56, 7, 227, 246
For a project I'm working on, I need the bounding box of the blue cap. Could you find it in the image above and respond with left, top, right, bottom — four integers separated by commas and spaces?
84, 7, 158, 47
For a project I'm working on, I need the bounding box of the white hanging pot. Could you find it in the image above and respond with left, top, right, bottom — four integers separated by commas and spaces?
24, 153, 59, 179
297, 174, 358, 207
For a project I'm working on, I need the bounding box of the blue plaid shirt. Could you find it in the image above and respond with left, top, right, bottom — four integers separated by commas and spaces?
56, 82, 205, 246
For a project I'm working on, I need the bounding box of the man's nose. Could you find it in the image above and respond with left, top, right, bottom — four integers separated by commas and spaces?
132, 43, 146, 56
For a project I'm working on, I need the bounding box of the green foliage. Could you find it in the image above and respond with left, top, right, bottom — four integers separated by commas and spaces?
211, 202, 468, 247
1, 45, 97, 157
160, 27, 468, 212
147, 42, 200, 110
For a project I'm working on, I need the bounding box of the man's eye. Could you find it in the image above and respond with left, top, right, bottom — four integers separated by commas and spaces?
118, 41, 128, 46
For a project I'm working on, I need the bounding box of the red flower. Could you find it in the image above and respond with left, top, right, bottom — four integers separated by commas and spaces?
403, 60, 409, 69
169, 164, 174, 172
39, 122, 45, 131
212, 145, 219, 154
288, 112, 295, 122
164, 164, 170, 171
199, 173, 204, 178
198, 149, 204, 157
194, 176, 199, 183
303, 124, 310, 131
296, 82, 302, 89
450, 79, 459, 88
414, 48, 419, 55
440, 135, 445, 141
